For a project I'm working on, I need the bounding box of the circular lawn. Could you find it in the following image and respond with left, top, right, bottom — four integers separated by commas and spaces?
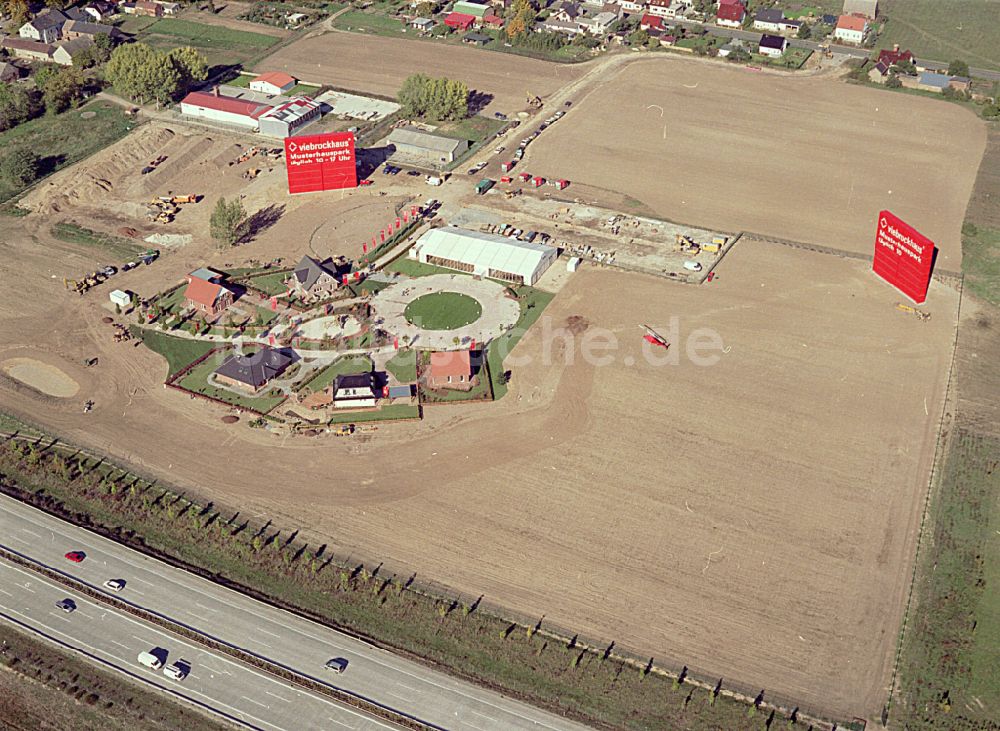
403, 292, 483, 331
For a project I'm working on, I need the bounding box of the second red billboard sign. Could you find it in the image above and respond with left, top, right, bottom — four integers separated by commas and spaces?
872, 210, 935, 304
284, 132, 357, 194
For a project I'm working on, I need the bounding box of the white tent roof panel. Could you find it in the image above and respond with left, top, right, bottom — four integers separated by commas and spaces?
416, 227, 556, 280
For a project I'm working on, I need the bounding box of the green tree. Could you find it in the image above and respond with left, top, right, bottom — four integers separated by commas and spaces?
728, 47, 751, 63
885, 73, 902, 89
982, 103, 1000, 119
41, 67, 84, 114
947, 59, 969, 77
166, 46, 208, 94
0, 148, 42, 186
106, 43, 180, 105
0, 83, 36, 131
796, 23, 810, 39
92, 32, 115, 64
210, 197, 247, 246
442, 78, 468, 120
397, 73, 430, 117
894, 58, 916, 75
43, 0, 67, 8
628, 28, 649, 46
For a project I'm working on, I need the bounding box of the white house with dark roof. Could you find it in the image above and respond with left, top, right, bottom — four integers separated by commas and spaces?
19, 9, 67, 43
332, 372, 378, 408
758, 33, 787, 57
53, 36, 95, 65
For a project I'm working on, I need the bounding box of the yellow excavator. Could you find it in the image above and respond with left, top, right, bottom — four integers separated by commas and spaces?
896, 303, 931, 321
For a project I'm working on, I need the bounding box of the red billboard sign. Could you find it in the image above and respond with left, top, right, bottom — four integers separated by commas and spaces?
872, 210, 935, 304
284, 132, 357, 194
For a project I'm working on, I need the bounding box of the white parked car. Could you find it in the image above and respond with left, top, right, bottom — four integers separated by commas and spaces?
425, 176, 443, 186
683, 260, 703, 272
103, 578, 126, 592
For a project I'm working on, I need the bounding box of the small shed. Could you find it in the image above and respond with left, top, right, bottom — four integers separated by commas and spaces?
463, 31, 492, 45
567, 257, 581, 272
109, 289, 131, 308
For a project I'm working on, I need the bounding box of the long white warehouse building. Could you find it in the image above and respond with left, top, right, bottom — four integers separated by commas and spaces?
411, 227, 557, 286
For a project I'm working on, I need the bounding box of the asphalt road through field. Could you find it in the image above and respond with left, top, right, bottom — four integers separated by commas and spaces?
0, 495, 592, 731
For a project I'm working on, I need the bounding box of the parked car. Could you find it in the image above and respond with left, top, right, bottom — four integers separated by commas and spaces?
539, 123, 548, 131
122, 262, 138, 271
101, 266, 117, 277
493, 112, 507, 120
55, 598, 76, 613
493, 146, 505, 154
358, 179, 374, 186
406, 170, 421, 177
64, 551, 86, 563
104, 578, 126, 592
564, 100, 572, 107
137, 651, 164, 670
325, 657, 349, 673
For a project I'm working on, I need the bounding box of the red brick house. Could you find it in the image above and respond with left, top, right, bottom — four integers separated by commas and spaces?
184, 268, 234, 317
135, 0, 164, 17
640, 14, 664, 31
877, 46, 914, 68
429, 350, 473, 389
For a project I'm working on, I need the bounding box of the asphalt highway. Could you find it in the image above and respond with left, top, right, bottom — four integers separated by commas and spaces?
0, 495, 592, 731
0, 559, 395, 731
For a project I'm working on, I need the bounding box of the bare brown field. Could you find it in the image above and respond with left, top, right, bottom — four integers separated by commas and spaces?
0, 220, 959, 719
525, 57, 986, 270
255, 30, 585, 112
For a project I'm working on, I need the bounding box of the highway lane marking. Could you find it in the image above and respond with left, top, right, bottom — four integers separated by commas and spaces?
326, 718, 352, 728
20, 529, 40, 538
264, 691, 291, 703
188, 611, 212, 622
393, 682, 420, 694
194, 602, 217, 612
0, 588, 11, 597
255, 627, 282, 638
240, 695, 269, 708
21, 584, 35, 593
200, 664, 232, 676
111, 640, 130, 650
6, 504, 567, 730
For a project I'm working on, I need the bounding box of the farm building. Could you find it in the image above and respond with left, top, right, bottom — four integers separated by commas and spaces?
214, 348, 294, 393
443, 12, 476, 31
429, 350, 473, 389
410, 17, 435, 31
180, 90, 273, 130
250, 71, 297, 95
258, 98, 322, 138
184, 268, 235, 317
61, 19, 120, 40
53, 37, 94, 65
387, 126, 468, 165
1, 37, 55, 62
18, 9, 66, 43
411, 226, 558, 286
453, 0, 489, 18
332, 373, 377, 408
758, 34, 787, 57
286, 255, 341, 301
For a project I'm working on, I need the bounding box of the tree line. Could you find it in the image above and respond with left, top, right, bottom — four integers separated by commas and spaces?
106, 44, 208, 107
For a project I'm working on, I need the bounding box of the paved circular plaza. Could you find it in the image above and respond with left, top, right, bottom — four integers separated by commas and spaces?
371, 273, 521, 350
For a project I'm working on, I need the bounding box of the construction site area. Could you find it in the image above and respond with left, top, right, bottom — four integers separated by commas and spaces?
0, 35, 989, 729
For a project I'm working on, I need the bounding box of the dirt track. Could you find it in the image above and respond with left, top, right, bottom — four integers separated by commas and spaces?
525, 57, 985, 269
256, 30, 586, 113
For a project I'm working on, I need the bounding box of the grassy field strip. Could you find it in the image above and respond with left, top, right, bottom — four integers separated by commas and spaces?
878, 0, 1000, 71
0, 545, 436, 731
143, 18, 279, 49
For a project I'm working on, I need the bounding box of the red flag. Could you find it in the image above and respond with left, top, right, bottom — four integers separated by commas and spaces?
380, 231, 385, 242
342, 275, 348, 285
382, 385, 390, 398
363, 242, 367, 253
403, 212, 409, 223
395, 218, 400, 229
470, 338, 476, 350
268, 334, 275, 346
270, 296, 277, 311
411, 206, 417, 217
393, 337, 399, 350
354, 271, 360, 281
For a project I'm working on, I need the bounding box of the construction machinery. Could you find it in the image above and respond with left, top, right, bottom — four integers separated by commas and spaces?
159, 194, 200, 205
674, 234, 700, 254
242, 168, 261, 180
526, 91, 542, 108
332, 424, 355, 436
896, 303, 931, 321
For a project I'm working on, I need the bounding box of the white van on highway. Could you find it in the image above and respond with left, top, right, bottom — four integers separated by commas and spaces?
163, 661, 190, 681
137, 651, 163, 670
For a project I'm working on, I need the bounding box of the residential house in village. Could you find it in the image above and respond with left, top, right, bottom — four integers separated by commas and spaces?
18, 10, 67, 43
184, 268, 235, 317
285, 256, 342, 302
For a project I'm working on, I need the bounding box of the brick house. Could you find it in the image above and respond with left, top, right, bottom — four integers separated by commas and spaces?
429, 350, 474, 389
183, 268, 234, 317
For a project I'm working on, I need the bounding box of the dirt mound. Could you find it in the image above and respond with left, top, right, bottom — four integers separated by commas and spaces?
2, 358, 79, 398
24, 125, 177, 216
222, 415, 240, 424
117, 227, 139, 238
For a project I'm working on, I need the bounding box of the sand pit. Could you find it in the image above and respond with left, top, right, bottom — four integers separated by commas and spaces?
525, 57, 986, 269
2, 358, 79, 398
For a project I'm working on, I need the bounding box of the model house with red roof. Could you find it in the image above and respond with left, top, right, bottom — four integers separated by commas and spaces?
184, 268, 234, 317
443, 12, 476, 31
429, 351, 474, 389
834, 14, 868, 44
250, 71, 297, 95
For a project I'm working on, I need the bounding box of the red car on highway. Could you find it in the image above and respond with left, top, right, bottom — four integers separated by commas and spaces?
64, 551, 86, 563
